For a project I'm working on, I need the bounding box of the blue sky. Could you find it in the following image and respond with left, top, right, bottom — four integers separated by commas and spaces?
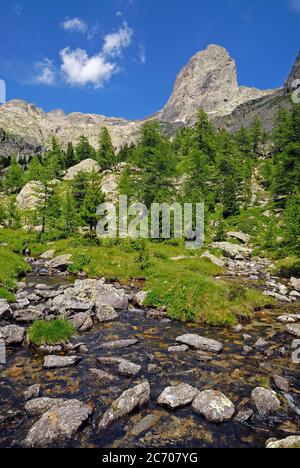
0, 0, 299, 119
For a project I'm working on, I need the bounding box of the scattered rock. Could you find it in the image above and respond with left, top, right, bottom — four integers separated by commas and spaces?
158, 384, 199, 409
118, 361, 142, 377
201, 251, 225, 267
232, 325, 243, 333
273, 375, 290, 393
98, 382, 150, 431
226, 232, 250, 244
176, 334, 223, 353
24, 399, 92, 447
290, 278, 300, 292
129, 414, 160, 437
235, 409, 254, 423
134, 291, 148, 307
251, 387, 281, 417
23, 384, 41, 401
0, 325, 25, 345
168, 345, 189, 353
195, 350, 214, 362
96, 305, 119, 323
192, 390, 235, 423
266, 436, 300, 449
89, 369, 115, 382
25, 398, 66, 417
291, 339, 300, 350
63, 159, 100, 181
263, 291, 291, 303
69, 313, 93, 332
211, 242, 252, 260
286, 324, 300, 338
43, 355, 81, 369
0, 300, 12, 319
99, 339, 139, 350
48, 254, 72, 270
253, 338, 268, 349
13, 308, 44, 323
40, 250, 55, 260
16, 181, 43, 210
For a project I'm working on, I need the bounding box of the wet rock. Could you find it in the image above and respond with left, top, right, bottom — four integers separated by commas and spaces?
25, 398, 67, 417
176, 334, 223, 353
286, 324, 300, 338
158, 384, 199, 409
168, 345, 189, 353
243, 346, 253, 354
129, 414, 160, 437
251, 387, 281, 417
99, 339, 139, 350
43, 355, 81, 369
13, 308, 44, 323
234, 409, 254, 423
290, 278, 300, 292
0, 325, 25, 345
89, 369, 115, 382
47, 254, 72, 270
243, 334, 252, 342
23, 384, 41, 401
263, 291, 291, 303
201, 251, 225, 267
96, 305, 119, 322
226, 231, 250, 244
148, 364, 161, 374
65, 300, 94, 312
273, 375, 290, 393
232, 325, 243, 333
134, 291, 148, 307
38, 345, 62, 353
97, 357, 126, 365
15, 298, 30, 308
69, 313, 93, 332
266, 436, 300, 449
98, 382, 150, 431
253, 338, 268, 349
93, 284, 128, 310
24, 399, 92, 447
195, 350, 214, 362
0, 300, 12, 319
290, 290, 300, 299
192, 390, 235, 423
118, 361, 142, 377
291, 339, 300, 350
277, 314, 300, 324
28, 293, 41, 302
40, 250, 55, 260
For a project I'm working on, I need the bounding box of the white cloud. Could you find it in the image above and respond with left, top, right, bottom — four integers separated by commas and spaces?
60, 47, 117, 88
61, 17, 88, 34
290, 0, 300, 12
34, 59, 56, 85
102, 23, 133, 57
116, 11, 123, 17
138, 44, 146, 64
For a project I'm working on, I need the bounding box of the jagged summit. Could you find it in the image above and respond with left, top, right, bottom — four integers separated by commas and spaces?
285, 50, 300, 90
158, 44, 274, 124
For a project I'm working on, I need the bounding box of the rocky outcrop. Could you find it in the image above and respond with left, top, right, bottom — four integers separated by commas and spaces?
63, 159, 100, 181
16, 181, 43, 210
201, 251, 225, 267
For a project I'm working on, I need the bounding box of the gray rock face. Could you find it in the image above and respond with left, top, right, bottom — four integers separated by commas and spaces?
63, 159, 100, 181
158, 45, 272, 124
23, 384, 41, 402
158, 384, 199, 409
0, 325, 25, 345
118, 361, 142, 377
68, 313, 93, 332
176, 334, 223, 353
201, 251, 225, 268
24, 399, 92, 447
96, 305, 119, 323
0, 300, 11, 319
266, 436, 300, 449
43, 355, 81, 369
251, 387, 281, 417
192, 390, 235, 423
98, 382, 150, 430
25, 398, 66, 417
286, 324, 300, 338
16, 181, 43, 210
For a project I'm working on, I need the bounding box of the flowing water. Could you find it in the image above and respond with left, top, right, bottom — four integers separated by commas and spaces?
0, 269, 300, 448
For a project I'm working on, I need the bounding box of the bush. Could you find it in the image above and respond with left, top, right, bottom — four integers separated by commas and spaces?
28, 319, 76, 346
68, 253, 91, 274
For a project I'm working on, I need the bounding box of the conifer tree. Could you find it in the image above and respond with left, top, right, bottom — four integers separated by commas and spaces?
80, 172, 105, 231
4, 156, 23, 193
66, 142, 76, 168
97, 127, 116, 170
222, 176, 240, 218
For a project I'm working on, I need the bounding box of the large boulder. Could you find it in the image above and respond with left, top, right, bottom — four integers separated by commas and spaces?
63, 159, 100, 181
192, 390, 235, 423
101, 172, 119, 203
98, 382, 150, 431
251, 387, 281, 417
0, 325, 25, 345
16, 181, 42, 210
201, 251, 225, 268
47, 254, 72, 270
25, 398, 66, 417
176, 334, 223, 353
158, 384, 199, 409
226, 232, 250, 244
211, 242, 252, 260
24, 399, 92, 447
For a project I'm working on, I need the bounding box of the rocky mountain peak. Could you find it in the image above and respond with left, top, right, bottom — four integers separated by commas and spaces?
158, 44, 274, 124
285, 50, 300, 90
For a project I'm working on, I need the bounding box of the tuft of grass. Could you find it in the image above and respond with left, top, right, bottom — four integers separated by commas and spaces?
28, 319, 76, 346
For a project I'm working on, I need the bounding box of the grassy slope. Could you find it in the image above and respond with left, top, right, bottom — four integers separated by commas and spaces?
0, 229, 273, 326
0, 247, 30, 300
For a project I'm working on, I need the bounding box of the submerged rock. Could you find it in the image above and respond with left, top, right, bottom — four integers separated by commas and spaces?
273, 375, 290, 393
168, 345, 189, 353
118, 361, 142, 377
24, 399, 92, 447
23, 384, 41, 401
98, 382, 150, 431
176, 334, 223, 353
192, 390, 235, 423
158, 384, 199, 409
99, 339, 139, 350
251, 387, 281, 417
89, 368, 115, 382
43, 355, 81, 369
234, 409, 254, 423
